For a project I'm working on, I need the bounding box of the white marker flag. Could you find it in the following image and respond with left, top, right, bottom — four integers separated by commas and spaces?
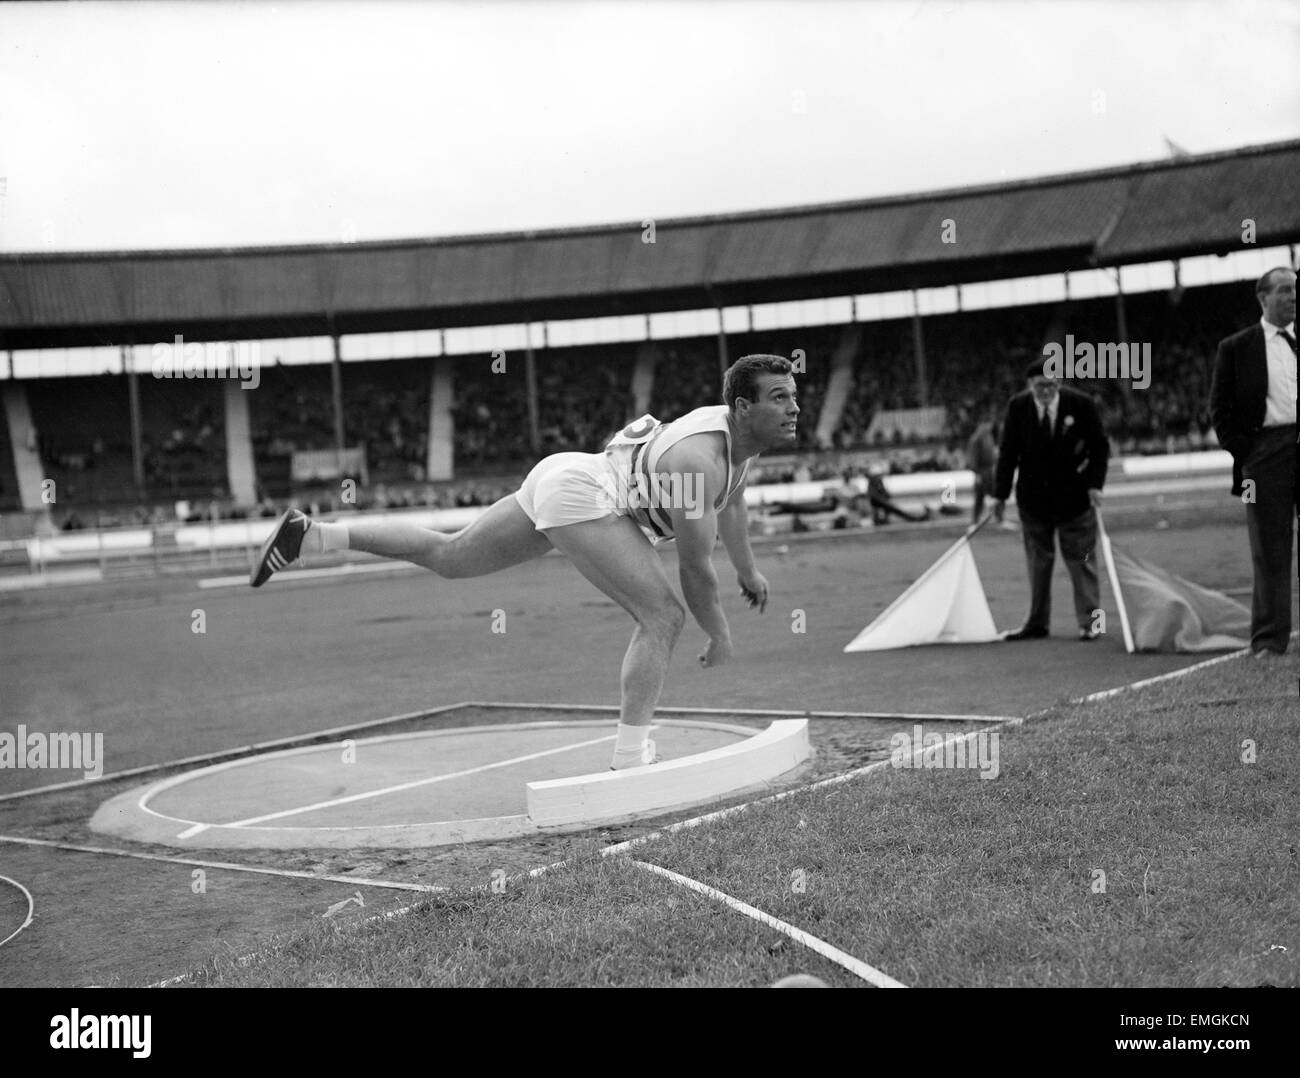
844, 519, 998, 652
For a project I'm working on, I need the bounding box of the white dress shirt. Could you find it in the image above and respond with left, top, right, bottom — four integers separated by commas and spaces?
1260, 317, 1298, 427
1034, 394, 1059, 433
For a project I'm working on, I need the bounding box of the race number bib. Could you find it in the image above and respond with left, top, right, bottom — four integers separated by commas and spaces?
605, 414, 662, 449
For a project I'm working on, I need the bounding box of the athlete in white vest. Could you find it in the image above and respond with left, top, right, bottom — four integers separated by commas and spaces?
251, 355, 800, 770
600, 404, 754, 545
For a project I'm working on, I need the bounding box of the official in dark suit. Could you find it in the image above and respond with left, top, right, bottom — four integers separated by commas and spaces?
1209, 266, 1297, 657
992, 358, 1110, 641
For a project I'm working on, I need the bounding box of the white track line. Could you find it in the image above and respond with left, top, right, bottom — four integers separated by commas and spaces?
632, 860, 906, 988
181, 733, 616, 837
510, 651, 1271, 878
593, 645, 1258, 859
598, 728, 989, 860
0, 875, 35, 950
0, 834, 445, 892
1077, 647, 1254, 703
200, 560, 423, 589
1073, 630, 1297, 707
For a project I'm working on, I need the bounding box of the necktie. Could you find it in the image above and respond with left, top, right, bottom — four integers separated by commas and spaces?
1040, 405, 1053, 440
1281, 329, 1298, 356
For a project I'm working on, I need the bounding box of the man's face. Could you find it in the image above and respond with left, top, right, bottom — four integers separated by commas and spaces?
742, 373, 800, 448
1260, 270, 1297, 327
1028, 376, 1059, 407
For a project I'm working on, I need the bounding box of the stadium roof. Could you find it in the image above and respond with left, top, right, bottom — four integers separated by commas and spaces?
2, 139, 1298, 349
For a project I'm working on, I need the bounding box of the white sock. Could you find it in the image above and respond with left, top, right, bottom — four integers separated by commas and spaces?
611, 723, 654, 767
614, 723, 651, 754
299, 520, 348, 555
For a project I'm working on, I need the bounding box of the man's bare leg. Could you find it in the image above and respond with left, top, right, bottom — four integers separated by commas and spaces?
328, 495, 554, 577
542, 514, 685, 767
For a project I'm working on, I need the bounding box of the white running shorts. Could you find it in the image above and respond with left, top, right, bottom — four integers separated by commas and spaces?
514, 452, 623, 531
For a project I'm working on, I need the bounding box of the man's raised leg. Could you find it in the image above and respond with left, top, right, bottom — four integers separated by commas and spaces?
254, 495, 554, 587
341, 495, 553, 577
542, 514, 685, 768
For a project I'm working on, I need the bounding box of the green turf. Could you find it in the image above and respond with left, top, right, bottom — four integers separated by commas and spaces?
171, 651, 1298, 988
638, 660, 1298, 987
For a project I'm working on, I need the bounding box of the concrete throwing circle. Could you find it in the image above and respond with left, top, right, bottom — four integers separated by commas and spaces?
89, 719, 768, 850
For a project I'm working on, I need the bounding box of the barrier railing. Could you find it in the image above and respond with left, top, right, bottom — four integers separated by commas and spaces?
0, 451, 1233, 584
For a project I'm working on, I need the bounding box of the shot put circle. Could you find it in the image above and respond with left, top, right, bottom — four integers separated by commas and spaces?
90, 718, 811, 849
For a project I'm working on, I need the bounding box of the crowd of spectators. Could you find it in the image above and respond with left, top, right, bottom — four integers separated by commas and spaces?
343, 358, 430, 481
52, 474, 526, 531
535, 347, 635, 455
23, 375, 228, 507
830, 282, 1249, 460
12, 278, 1263, 522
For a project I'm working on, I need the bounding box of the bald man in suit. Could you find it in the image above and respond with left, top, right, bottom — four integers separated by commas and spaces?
1209, 266, 1298, 658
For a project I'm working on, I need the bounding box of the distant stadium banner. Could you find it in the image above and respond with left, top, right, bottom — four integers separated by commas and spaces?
1097, 513, 1250, 653
291, 447, 369, 485
844, 516, 998, 652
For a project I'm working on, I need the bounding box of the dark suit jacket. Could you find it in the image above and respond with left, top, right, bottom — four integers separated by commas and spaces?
1209, 323, 1269, 497
994, 386, 1109, 523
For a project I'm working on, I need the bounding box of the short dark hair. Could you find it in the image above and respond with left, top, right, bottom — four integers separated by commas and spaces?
723, 354, 793, 409
1256, 266, 1296, 300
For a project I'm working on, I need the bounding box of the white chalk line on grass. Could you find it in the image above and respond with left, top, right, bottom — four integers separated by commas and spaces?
1076, 648, 1253, 705
592, 647, 1255, 862
0, 834, 445, 893
0, 875, 35, 950
597, 727, 992, 860
512, 652, 1258, 977
632, 860, 906, 988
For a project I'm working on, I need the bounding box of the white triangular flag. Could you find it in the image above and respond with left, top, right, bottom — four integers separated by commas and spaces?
844, 539, 999, 652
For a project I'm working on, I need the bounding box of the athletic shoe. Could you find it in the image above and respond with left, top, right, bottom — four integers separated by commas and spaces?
1078, 627, 1101, 642
250, 509, 310, 588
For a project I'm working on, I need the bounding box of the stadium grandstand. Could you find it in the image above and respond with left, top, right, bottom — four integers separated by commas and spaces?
0, 138, 1297, 538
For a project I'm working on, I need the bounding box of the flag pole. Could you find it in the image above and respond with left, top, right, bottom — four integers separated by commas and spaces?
963, 510, 996, 543
1095, 506, 1135, 653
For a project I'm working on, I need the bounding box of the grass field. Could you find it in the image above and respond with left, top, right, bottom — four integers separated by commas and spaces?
1, 507, 1296, 988
170, 654, 1298, 988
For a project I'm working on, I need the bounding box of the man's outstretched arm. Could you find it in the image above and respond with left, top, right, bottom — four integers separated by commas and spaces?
717, 477, 767, 612
665, 450, 733, 667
